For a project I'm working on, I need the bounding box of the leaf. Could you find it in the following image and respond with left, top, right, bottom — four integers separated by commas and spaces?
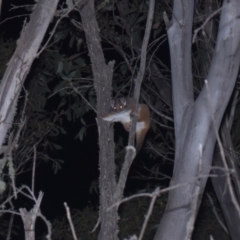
81, 117, 86, 125
63, 61, 73, 75
53, 143, 62, 150
78, 126, 87, 141
67, 70, 76, 79
56, 61, 63, 74
60, 127, 67, 134
52, 159, 64, 174
73, 57, 86, 68
89, 180, 98, 194
135, 15, 147, 25
69, 36, 75, 48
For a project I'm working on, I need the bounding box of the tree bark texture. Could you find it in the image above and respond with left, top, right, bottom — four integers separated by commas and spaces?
195, 1, 240, 238
20, 192, 44, 240
154, 1, 240, 239
79, 1, 118, 240
212, 111, 240, 239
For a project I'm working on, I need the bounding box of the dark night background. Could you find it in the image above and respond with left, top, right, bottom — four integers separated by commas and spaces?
0, 1, 172, 238
0, 1, 228, 239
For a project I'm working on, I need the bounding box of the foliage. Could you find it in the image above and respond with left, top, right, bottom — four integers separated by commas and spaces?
1, 0, 239, 239
0, 216, 19, 239
45, 191, 167, 240
193, 192, 229, 240
45, 188, 228, 240
49, 206, 99, 240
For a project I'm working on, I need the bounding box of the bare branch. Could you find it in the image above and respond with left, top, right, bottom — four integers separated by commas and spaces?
64, 202, 78, 240
19, 191, 44, 240
205, 79, 240, 215
193, 7, 222, 43
138, 187, 159, 240
38, 212, 52, 240
37, 0, 87, 56
114, 0, 155, 206
206, 193, 229, 235
31, 145, 37, 193
0, 0, 58, 149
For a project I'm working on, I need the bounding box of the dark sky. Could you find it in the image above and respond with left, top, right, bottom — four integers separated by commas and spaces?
0, 0, 99, 227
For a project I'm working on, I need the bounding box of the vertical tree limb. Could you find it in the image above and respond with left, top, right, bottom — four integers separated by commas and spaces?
20, 191, 44, 240
155, 0, 240, 239
0, 0, 59, 149
79, 1, 117, 239
114, 0, 155, 203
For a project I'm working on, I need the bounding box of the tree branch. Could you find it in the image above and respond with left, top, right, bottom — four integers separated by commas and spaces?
79, 1, 117, 239
114, 0, 155, 203
0, 0, 58, 149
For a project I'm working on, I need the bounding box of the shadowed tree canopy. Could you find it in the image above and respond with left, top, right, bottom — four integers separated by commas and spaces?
0, 0, 240, 240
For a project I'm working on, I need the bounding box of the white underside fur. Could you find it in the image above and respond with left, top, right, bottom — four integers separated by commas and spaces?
103, 110, 144, 132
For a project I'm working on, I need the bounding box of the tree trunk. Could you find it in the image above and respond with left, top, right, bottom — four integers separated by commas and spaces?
154, 1, 240, 239
212, 107, 240, 239
0, 0, 58, 149
79, 1, 118, 239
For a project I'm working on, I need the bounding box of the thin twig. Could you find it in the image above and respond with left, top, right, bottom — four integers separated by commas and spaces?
0, 14, 30, 25
115, 0, 156, 204
135, 0, 155, 86
206, 193, 229, 235
138, 187, 159, 240
38, 211, 52, 240
37, 0, 85, 56
31, 144, 37, 194
193, 7, 222, 43
64, 202, 78, 240
141, 94, 173, 122
6, 201, 15, 240
205, 79, 240, 215
109, 172, 214, 211
124, 0, 155, 159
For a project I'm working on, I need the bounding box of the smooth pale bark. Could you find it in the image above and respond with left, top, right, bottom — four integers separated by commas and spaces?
154, 1, 240, 239
196, 1, 240, 238
0, 0, 58, 149
20, 192, 44, 240
168, 1, 194, 138
211, 93, 240, 239
212, 121, 240, 239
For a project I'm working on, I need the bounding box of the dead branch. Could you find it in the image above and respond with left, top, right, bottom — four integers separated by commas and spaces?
0, 0, 58, 151
64, 202, 78, 240
19, 191, 44, 240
